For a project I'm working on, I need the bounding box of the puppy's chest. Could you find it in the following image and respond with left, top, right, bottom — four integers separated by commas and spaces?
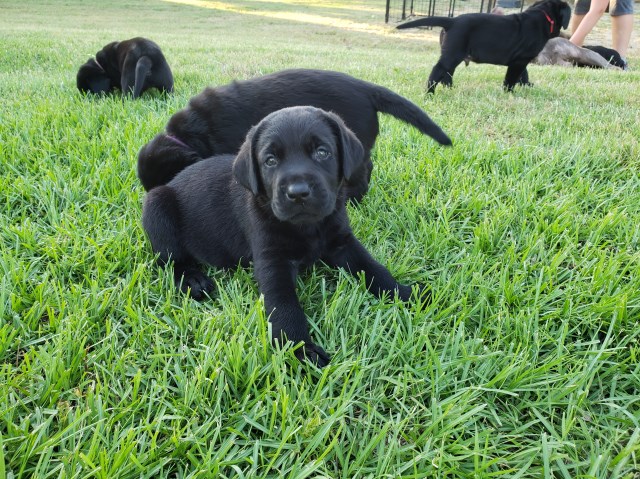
282, 226, 330, 268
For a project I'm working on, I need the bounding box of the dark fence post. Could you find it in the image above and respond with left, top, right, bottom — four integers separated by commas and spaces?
386, 0, 517, 23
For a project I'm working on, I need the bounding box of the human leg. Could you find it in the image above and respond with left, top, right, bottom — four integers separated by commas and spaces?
612, 15, 633, 57
570, 0, 610, 46
571, 13, 585, 33
610, 0, 634, 57
571, 0, 590, 33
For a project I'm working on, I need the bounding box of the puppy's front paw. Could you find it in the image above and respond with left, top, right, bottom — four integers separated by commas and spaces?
177, 268, 215, 300
395, 284, 414, 302
414, 284, 432, 306
397, 284, 432, 305
294, 342, 331, 368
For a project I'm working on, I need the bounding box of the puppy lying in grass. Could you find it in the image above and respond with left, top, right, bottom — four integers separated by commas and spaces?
580, 45, 626, 69
77, 37, 173, 98
142, 106, 428, 367
137, 68, 451, 202
533, 38, 622, 69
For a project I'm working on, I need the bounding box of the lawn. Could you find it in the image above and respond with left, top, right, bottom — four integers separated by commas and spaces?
1, 0, 639, 477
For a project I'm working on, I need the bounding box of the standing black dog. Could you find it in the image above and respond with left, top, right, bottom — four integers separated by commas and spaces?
142, 106, 425, 367
397, 0, 572, 92
137, 68, 451, 201
77, 37, 173, 98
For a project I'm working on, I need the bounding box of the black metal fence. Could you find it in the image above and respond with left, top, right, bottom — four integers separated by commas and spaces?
385, 0, 524, 23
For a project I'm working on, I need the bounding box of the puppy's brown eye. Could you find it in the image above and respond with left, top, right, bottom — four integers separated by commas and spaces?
264, 155, 278, 167
314, 147, 331, 161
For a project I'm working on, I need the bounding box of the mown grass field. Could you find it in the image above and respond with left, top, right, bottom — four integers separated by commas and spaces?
1, 1, 639, 477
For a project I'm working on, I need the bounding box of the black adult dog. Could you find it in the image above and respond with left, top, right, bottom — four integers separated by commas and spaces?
142, 106, 425, 367
397, 0, 572, 92
77, 37, 173, 98
137, 68, 451, 201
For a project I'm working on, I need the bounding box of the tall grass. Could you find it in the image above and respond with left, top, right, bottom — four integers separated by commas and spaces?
1, 1, 639, 477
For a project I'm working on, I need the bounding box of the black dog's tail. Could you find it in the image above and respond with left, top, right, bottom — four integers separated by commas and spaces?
138, 133, 202, 191
396, 16, 455, 30
133, 56, 153, 99
368, 85, 452, 146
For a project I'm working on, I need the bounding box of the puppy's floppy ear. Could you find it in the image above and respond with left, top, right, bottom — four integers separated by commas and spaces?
560, 4, 571, 30
323, 111, 364, 182
233, 123, 264, 195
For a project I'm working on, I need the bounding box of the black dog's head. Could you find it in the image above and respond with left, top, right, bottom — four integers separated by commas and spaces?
233, 106, 364, 224
76, 58, 111, 95
529, 0, 572, 34
77, 42, 120, 95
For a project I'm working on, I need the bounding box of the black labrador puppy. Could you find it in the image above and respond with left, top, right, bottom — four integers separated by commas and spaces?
397, 0, 572, 92
142, 106, 424, 367
77, 37, 173, 98
137, 68, 451, 201
583, 45, 627, 69
534, 38, 621, 69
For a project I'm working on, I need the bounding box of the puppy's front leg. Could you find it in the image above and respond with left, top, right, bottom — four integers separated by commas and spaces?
326, 236, 425, 303
504, 63, 531, 91
517, 68, 531, 86
253, 258, 330, 367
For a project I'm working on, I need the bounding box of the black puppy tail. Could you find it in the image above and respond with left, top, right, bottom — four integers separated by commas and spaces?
396, 16, 455, 30
138, 133, 202, 191
369, 86, 452, 146
133, 56, 153, 99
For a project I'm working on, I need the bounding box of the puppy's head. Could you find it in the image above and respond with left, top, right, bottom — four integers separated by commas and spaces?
233, 106, 364, 224
530, 0, 572, 33
76, 58, 111, 94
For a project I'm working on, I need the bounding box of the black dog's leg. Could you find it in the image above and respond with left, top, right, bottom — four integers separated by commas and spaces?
517, 68, 531, 86
504, 63, 530, 92
142, 186, 215, 299
254, 258, 330, 367
326, 236, 420, 302
427, 56, 462, 93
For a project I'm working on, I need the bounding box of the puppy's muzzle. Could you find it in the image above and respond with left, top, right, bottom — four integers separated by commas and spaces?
285, 181, 311, 203
272, 175, 336, 224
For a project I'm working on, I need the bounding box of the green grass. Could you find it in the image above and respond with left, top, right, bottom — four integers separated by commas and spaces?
1, 1, 639, 477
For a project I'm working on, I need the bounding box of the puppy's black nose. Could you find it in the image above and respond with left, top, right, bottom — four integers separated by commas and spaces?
285, 182, 311, 202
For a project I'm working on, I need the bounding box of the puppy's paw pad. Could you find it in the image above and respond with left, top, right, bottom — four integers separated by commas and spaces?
295, 343, 331, 368
414, 284, 433, 306
395, 284, 414, 303
179, 269, 215, 300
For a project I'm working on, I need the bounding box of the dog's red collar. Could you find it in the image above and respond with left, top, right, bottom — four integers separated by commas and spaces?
542, 11, 554, 34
